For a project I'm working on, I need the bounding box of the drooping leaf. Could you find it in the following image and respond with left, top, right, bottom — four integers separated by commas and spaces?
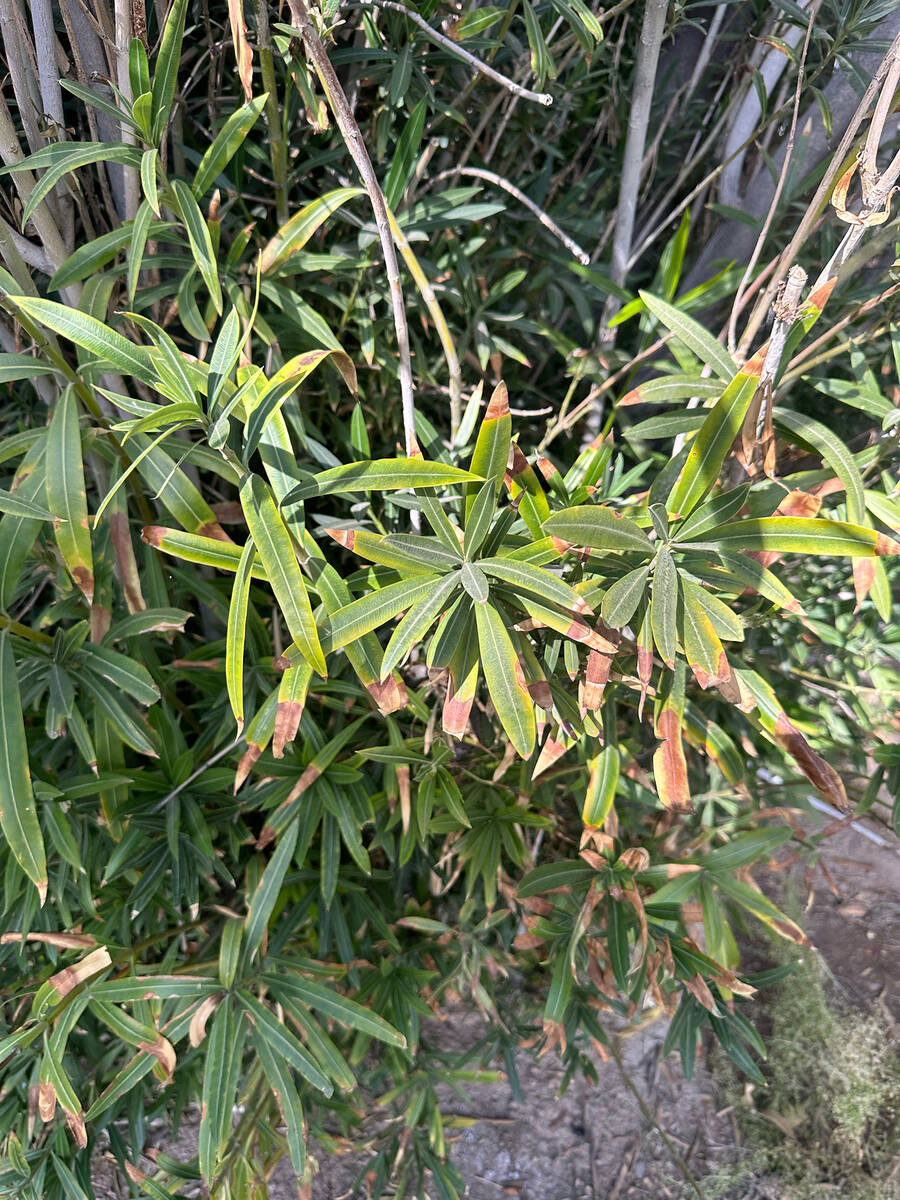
0, 636, 47, 901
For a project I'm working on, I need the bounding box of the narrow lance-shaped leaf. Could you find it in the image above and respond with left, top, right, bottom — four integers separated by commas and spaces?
318, 575, 440, 654
380, 571, 460, 679
260, 187, 365, 273
193, 94, 269, 198
142, 525, 266, 578
697, 517, 900, 558
267, 973, 407, 1048
680, 582, 729, 690
466, 382, 511, 518
2, 143, 143, 228
244, 349, 356, 461
0, 636, 47, 902
666, 345, 768, 519
282, 458, 478, 506
46, 391, 93, 604
583, 745, 619, 828
198, 1000, 240, 1182
650, 548, 677, 668
244, 822, 300, 959
150, 0, 190, 142
475, 601, 535, 758
171, 179, 222, 314
226, 537, 255, 730
251, 1029, 306, 1176
240, 475, 326, 675
638, 291, 737, 382
8, 297, 155, 384
600, 564, 649, 628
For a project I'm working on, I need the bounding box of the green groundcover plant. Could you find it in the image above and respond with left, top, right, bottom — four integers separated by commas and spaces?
0, 0, 899, 1196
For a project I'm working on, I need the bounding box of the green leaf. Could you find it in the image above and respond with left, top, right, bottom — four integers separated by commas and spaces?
0, 353, 58, 385
475, 602, 535, 757
140, 148, 160, 215
237, 990, 333, 1095
639, 291, 736, 382
517, 859, 597, 897
665, 356, 763, 518
59, 79, 142, 136
282, 458, 478, 505
619, 374, 724, 407
380, 571, 460, 678
680, 583, 727, 688
460, 560, 489, 603
8, 297, 154, 383
322, 575, 440, 653
384, 99, 427, 210
126, 200, 154, 304
129, 37, 150, 105
244, 349, 355, 461
711, 551, 802, 613
3, 143, 143, 228
199, 1000, 241, 1182
142, 524, 265, 576
80, 644, 160, 706
240, 475, 326, 674
260, 187, 365, 273
466, 382, 511, 517
673, 486, 749, 542
600, 564, 649, 628
46, 390, 93, 603
651, 548, 678, 667
543, 506, 653, 554
171, 179, 222, 313
696, 517, 899, 558
244, 822, 300, 958
251, 1028, 306, 1175
583, 746, 619, 827
194, 94, 269, 198
226, 537, 255, 728
131, 436, 224, 533
267, 973, 406, 1047
0, 486, 53, 520
89, 677, 159, 758
464, 479, 496, 558
523, 0, 554, 86
479, 557, 588, 615
150, 0, 190, 142
774, 408, 866, 524
0, 636, 47, 901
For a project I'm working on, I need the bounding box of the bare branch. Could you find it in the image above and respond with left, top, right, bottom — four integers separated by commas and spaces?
286, 0, 418, 454
429, 166, 590, 265
347, 0, 554, 107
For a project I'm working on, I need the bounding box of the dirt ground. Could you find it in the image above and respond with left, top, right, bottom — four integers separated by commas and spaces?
91, 807, 899, 1200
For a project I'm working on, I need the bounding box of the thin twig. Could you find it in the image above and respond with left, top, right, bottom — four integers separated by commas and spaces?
428, 166, 590, 265
152, 735, 245, 812
286, 0, 418, 454
347, 0, 554, 106
608, 1036, 706, 1199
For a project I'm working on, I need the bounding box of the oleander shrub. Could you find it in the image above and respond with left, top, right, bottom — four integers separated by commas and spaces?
0, 1, 898, 1197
